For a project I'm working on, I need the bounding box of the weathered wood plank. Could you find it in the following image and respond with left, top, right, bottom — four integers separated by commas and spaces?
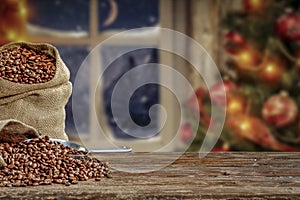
0, 152, 299, 199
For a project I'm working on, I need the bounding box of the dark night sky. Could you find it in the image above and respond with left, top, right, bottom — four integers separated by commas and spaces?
27, 0, 158, 31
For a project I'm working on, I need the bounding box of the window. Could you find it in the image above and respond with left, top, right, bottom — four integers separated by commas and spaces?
7, 0, 185, 151
100, 46, 159, 140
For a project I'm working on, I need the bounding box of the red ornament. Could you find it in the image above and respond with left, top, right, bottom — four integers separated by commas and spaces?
259, 57, 284, 84
179, 123, 193, 144
227, 115, 299, 151
210, 78, 238, 106
201, 114, 211, 128
262, 92, 298, 128
243, 0, 266, 13
211, 147, 229, 152
187, 87, 207, 117
186, 87, 212, 127
224, 31, 247, 55
275, 12, 300, 41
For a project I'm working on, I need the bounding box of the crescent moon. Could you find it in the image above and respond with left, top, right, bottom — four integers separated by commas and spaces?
103, 0, 118, 27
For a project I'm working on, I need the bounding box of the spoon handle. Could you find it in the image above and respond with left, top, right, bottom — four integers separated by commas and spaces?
89, 146, 132, 153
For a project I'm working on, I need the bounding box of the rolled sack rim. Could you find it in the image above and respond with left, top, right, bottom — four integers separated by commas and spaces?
0, 41, 71, 98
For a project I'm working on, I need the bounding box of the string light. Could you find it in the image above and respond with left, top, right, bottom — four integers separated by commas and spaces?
265, 64, 275, 73
239, 119, 250, 131
260, 59, 284, 83
244, 0, 266, 13
236, 47, 261, 70
240, 51, 251, 62
1, 0, 28, 44
228, 99, 243, 114
17, 0, 28, 18
227, 115, 254, 138
249, 0, 261, 7
6, 30, 17, 41
227, 95, 246, 115
19, 5, 27, 17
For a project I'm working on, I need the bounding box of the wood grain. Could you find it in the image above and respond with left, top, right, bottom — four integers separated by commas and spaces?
0, 152, 300, 199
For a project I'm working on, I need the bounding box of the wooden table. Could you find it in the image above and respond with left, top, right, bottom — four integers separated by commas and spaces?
1, 152, 300, 199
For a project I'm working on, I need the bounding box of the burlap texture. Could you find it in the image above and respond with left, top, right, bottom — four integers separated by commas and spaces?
0, 119, 40, 167
0, 42, 72, 140
0, 119, 39, 143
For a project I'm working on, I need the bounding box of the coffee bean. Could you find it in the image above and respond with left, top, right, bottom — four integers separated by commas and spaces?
0, 137, 111, 187
0, 46, 56, 84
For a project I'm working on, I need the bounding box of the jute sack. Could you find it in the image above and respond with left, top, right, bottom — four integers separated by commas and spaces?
0, 42, 72, 140
0, 119, 39, 143
0, 119, 40, 167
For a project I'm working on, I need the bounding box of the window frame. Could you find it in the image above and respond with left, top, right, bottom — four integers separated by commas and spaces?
27, 0, 187, 151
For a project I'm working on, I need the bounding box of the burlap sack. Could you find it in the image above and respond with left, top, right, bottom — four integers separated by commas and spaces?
0, 42, 72, 140
0, 119, 39, 143
0, 119, 40, 167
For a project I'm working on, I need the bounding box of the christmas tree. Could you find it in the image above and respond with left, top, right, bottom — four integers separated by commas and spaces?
182, 0, 300, 152
0, 0, 28, 45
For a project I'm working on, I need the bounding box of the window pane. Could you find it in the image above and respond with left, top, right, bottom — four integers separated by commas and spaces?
56, 45, 90, 135
99, 0, 159, 31
101, 46, 159, 139
27, 0, 89, 36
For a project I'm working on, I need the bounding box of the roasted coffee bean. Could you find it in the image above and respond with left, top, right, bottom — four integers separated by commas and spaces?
0, 137, 111, 187
0, 46, 56, 84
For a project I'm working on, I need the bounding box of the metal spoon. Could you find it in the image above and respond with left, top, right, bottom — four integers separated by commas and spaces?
24, 138, 132, 154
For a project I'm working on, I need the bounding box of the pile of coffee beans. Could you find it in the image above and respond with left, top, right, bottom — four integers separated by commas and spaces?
0, 136, 111, 187
0, 46, 56, 84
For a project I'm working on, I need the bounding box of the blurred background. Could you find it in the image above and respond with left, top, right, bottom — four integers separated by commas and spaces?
1, 0, 300, 152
